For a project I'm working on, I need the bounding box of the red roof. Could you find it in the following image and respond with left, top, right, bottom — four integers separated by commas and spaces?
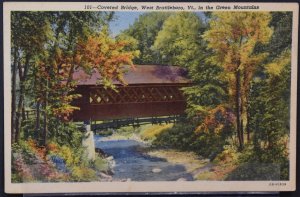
73, 65, 191, 85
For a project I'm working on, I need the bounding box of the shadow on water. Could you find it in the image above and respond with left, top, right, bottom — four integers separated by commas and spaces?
95, 135, 194, 181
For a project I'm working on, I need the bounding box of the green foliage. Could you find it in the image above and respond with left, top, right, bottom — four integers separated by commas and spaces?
193, 107, 235, 159
226, 162, 281, 180
183, 64, 228, 118
70, 166, 97, 182
194, 108, 234, 160
203, 12, 273, 149
153, 123, 197, 151
12, 11, 137, 147
58, 145, 81, 167
12, 139, 111, 182
245, 12, 292, 180
11, 12, 53, 54
91, 156, 110, 173
139, 124, 173, 141
246, 66, 290, 180
260, 12, 293, 59
12, 140, 70, 182
121, 12, 171, 64
48, 120, 83, 148
154, 12, 204, 67
12, 142, 34, 165
214, 145, 239, 164
153, 109, 235, 160
227, 144, 287, 180
11, 11, 293, 182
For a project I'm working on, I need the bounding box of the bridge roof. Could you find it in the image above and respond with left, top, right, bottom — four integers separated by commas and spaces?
73, 65, 191, 85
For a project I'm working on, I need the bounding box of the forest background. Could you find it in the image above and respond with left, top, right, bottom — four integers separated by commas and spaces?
10, 11, 292, 182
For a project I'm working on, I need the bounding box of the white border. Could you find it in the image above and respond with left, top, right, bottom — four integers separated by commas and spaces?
3, 2, 298, 193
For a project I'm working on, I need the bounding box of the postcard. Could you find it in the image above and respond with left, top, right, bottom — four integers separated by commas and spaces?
3, 2, 298, 194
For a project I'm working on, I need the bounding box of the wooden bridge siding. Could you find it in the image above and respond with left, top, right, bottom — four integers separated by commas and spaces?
72, 102, 186, 121
71, 84, 189, 121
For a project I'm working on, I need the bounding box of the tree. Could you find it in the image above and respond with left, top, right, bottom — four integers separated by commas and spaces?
11, 11, 138, 146
246, 12, 292, 179
183, 43, 227, 119
76, 27, 139, 87
154, 12, 204, 67
11, 12, 52, 143
121, 12, 171, 64
203, 12, 273, 149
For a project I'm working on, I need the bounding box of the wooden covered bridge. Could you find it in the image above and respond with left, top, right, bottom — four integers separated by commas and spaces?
71, 65, 192, 129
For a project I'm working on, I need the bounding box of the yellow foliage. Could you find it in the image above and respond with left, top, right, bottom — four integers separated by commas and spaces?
71, 166, 96, 181
140, 124, 173, 141
214, 145, 239, 164
266, 50, 291, 76
203, 12, 272, 71
58, 146, 79, 167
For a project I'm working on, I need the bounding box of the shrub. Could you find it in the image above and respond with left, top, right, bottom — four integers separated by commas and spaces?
214, 145, 239, 164
71, 166, 97, 182
152, 123, 197, 151
12, 138, 105, 183
226, 162, 281, 180
237, 143, 289, 180
58, 145, 81, 167
12, 140, 68, 183
92, 156, 109, 172
47, 142, 60, 153
48, 120, 83, 148
12, 152, 34, 182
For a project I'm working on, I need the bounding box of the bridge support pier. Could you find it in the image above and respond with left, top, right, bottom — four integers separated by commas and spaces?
82, 122, 95, 161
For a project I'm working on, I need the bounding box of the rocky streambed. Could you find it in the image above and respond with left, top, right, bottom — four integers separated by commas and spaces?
94, 135, 195, 181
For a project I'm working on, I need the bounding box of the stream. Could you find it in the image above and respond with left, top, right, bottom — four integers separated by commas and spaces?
94, 135, 194, 181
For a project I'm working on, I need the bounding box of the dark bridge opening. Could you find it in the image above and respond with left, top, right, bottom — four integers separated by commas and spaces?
71, 65, 192, 123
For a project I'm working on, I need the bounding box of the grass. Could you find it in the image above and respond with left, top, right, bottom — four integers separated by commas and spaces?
196, 171, 215, 180
195, 146, 239, 180
139, 124, 173, 141
103, 124, 174, 142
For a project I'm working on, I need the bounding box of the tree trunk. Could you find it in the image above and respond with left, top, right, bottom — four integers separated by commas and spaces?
246, 105, 251, 142
243, 68, 251, 144
241, 119, 244, 145
35, 100, 41, 140
240, 93, 244, 145
15, 60, 23, 144
11, 47, 18, 143
15, 55, 30, 143
42, 105, 48, 146
42, 79, 48, 146
22, 102, 26, 121
235, 69, 243, 150
15, 86, 24, 144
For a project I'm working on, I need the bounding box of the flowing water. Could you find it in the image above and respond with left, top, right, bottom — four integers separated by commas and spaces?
94, 135, 194, 181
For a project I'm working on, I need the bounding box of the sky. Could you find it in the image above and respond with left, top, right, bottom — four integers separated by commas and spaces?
109, 11, 206, 36
109, 12, 145, 36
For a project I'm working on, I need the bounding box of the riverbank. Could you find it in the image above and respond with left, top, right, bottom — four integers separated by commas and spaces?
12, 139, 112, 183
146, 149, 211, 179
144, 147, 238, 181
95, 136, 194, 181
98, 127, 221, 180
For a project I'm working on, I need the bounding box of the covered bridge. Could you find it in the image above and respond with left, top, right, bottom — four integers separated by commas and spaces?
71, 65, 192, 121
